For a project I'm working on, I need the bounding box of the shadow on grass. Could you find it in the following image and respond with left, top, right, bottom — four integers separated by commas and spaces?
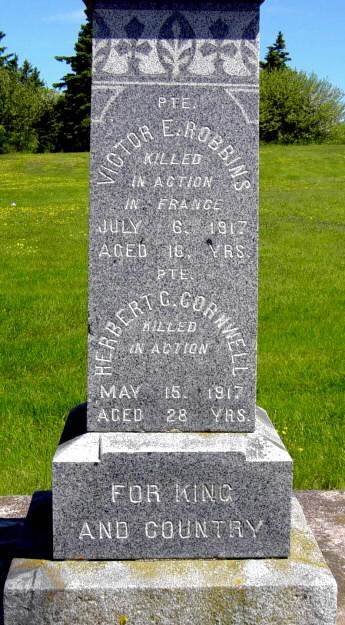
0, 403, 87, 624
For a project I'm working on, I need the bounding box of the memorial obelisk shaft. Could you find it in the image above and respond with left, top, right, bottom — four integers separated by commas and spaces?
87, 0, 261, 433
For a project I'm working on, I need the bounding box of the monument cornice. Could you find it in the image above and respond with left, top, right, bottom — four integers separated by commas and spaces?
83, 0, 266, 10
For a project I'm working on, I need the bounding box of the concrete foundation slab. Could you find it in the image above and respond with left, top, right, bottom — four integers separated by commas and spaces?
4, 498, 337, 625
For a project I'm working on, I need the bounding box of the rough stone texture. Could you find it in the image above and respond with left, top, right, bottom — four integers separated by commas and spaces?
1, 490, 343, 625
53, 407, 292, 560
296, 491, 345, 625
87, 0, 261, 433
0, 498, 31, 520
84, 0, 266, 8
0, 492, 53, 625
4, 498, 337, 625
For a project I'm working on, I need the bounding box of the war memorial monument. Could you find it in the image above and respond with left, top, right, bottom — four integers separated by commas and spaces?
3, 0, 337, 623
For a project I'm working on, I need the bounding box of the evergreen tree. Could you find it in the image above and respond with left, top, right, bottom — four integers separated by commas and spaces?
19, 59, 44, 88
6, 54, 19, 73
261, 31, 291, 71
35, 90, 63, 152
0, 32, 43, 83
0, 29, 61, 153
0, 66, 45, 152
54, 11, 92, 151
0, 31, 14, 67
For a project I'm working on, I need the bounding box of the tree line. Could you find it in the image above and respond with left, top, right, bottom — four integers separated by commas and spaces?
0, 14, 344, 154
0, 15, 91, 154
260, 32, 345, 143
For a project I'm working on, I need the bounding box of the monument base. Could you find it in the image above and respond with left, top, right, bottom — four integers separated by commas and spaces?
4, 498, 337, 625
53, 407, 292, 560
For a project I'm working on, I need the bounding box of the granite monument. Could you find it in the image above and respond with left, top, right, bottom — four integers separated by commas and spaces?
3, 0, 337, 623
52, 0, 293, 560
87, 0, 260, 433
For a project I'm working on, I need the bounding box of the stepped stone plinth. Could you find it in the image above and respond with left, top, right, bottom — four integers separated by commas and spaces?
4, 499, 337, 625
53, 408, 292, 560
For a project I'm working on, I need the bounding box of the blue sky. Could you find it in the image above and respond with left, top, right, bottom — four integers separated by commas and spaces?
1, 0, 344, 92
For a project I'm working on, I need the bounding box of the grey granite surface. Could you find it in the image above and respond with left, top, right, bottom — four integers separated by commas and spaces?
53, 407, 292, 559
2, 489, 344, 625
84, 1, 266, 8
4, 498, 337, 625
87, 0, 260, 432
296, 491, 345, 625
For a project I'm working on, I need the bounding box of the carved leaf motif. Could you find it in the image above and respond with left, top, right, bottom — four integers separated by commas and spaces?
136, 42, 152, 56
125, 17, 145, 40
93, 13, 111, 38
160, 40, 194, 77
241, 40, 257, 67
93, 40, 109, 71
159, 12, 195, 40
157, 12, 196, 77
240, 18, 258, 69
93, 18, 113, 73
114, 41, 131, 56
242, 16, 258, 40
209, 18, 229, 40
200, 42, 218, 57
221, 43, 238, 57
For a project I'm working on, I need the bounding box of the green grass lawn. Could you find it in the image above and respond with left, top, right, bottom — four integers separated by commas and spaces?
0, 146, 344, 494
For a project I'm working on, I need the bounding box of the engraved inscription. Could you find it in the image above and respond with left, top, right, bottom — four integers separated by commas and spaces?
79, 518, 263, 541
78, 481, 264, 544
88, 7, 258, 431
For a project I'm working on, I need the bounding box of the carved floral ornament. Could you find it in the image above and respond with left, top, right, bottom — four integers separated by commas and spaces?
93, 12, 258, 80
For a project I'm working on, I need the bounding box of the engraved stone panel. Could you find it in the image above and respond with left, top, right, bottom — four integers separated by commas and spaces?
87, 0, 260, 432
5, 500, 338, 625
53, 408, 292, 559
